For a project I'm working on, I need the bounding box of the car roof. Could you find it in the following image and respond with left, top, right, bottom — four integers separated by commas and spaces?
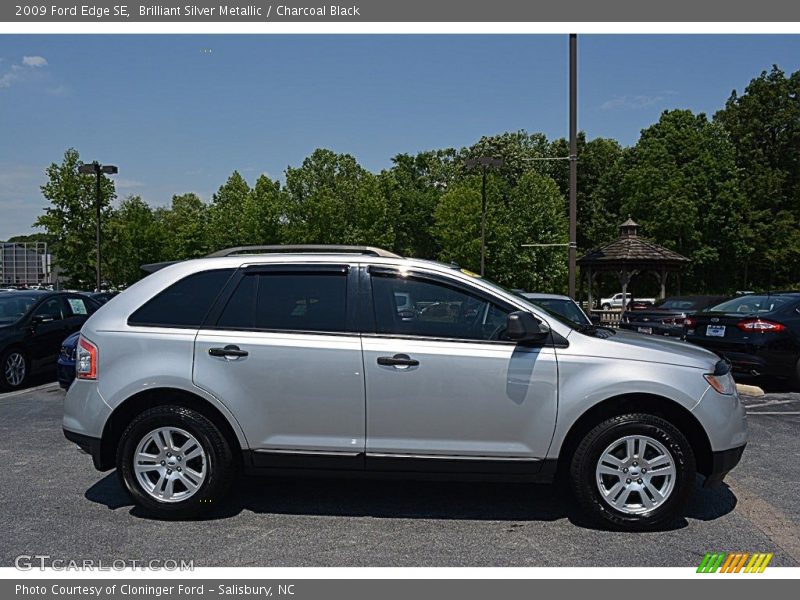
0, 289, 52, 299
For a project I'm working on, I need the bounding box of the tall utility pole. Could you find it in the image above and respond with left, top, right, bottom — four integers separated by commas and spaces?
78, 161, 118, 292
465, 156, 504, 276
568, 33, 578, 299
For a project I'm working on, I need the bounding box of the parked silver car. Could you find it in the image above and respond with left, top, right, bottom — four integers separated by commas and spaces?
63, 246, 746, 529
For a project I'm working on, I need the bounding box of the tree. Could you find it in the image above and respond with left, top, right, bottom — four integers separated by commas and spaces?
715, 66, 800, 287
207, 171, 251, 252
619, 110, 748, 292
284, 149, 395, 247
159, 193, 210, 260
379, 150, 458, 258
549, 134, 628, 253
35, 148, 116, 289
434, 171, 568, 291
105, 196, 165, 287
240, 174, 286, 245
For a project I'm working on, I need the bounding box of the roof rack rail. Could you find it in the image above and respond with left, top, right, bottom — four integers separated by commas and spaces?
206, 245, 402, 259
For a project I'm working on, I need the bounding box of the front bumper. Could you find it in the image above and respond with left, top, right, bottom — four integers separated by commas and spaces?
56, 358, 75, 389
704, 444, 746, 487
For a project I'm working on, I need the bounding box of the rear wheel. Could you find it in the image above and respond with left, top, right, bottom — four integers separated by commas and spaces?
570, 413, 695, 531
117, 405, 236, 519
0, 348, 28, 391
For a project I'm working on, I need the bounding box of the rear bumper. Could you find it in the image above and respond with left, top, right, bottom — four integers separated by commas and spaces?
619, 322, 684, 337
704, 444, 746, 488
63, 429, 109, 471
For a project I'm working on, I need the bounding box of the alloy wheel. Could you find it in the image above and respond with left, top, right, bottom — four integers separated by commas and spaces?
133, 426, 207, 503
595, 434, 676, 515
4, 352, 26, 387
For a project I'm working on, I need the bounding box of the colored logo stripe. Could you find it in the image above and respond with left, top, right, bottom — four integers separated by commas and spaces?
697, 552, 773, 573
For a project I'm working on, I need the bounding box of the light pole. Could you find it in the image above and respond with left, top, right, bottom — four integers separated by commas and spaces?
568, 32, 578, 299
465, 156, 503, 276
78, 161, 118, 292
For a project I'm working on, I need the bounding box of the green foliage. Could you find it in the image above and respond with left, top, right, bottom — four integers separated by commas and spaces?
35, 148, 116, 289
105, 196, 166, 288
620, 110, 749, 292
207, 171, 252, 252
284, 149, 395, 247
434, 171, 568, 291
159, 193, 210, 260
715, 66, 800, 287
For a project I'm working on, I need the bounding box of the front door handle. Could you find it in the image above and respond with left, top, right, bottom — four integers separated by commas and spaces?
377, 354, 419, 367
208, 345, 249, 359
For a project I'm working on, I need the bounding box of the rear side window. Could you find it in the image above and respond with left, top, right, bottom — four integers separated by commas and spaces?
128, 269, 234, 328
215, 271, 347, 333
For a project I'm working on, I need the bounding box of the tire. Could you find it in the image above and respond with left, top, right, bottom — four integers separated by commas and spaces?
0, 347, 29, 391
116, 405, 236, 519
601, 304, 611, 310
792, 357, 800, 392
570, 413, 695, 531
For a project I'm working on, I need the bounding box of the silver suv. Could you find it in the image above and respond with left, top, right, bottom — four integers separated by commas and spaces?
63, 246, 747, 530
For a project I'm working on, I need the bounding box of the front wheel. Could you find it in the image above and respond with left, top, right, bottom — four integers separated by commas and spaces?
601, 304, 611, 310
117, 405, 236, 519
570, 413, 695, 531
1, 348, 29, 391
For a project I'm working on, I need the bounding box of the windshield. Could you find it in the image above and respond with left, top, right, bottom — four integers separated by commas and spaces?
526, 298, 590, 326
709, 294, 793, 314
0, 294, 37, 324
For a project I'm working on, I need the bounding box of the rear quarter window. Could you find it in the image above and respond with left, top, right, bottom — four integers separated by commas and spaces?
128, 269, 235, 328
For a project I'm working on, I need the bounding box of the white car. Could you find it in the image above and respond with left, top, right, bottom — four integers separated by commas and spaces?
600, 293, 656, 310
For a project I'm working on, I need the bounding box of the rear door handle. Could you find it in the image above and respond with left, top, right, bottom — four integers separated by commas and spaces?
208, 345, 249, 359
377, 354, 419, 367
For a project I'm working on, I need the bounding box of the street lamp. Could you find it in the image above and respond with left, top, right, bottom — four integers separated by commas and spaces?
465, 156, 503, 276
78, 161, 118, 292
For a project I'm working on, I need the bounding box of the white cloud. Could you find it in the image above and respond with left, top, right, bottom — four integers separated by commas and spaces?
0, 55, 49, 89
22, 55, 47, 68
600, 91, 678, 111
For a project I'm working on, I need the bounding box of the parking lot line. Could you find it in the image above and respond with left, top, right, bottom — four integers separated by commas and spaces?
0, 381, 59, 400
746, 411, 800, 415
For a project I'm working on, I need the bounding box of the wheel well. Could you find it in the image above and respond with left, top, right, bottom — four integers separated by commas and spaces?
98, 388, 243, 471
556, 394, 713, 477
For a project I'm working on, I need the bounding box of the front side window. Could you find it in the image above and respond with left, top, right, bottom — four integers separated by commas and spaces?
128, 269, 235, 328
216, 271, 348, 333
371, 273, 510, 341
34, 297, 64, 322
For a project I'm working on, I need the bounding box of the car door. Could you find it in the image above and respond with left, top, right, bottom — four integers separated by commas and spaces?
27, 296, 70, 368
62, 295, 97, 335
361, 266, 559, 470
193, 264, 366, 467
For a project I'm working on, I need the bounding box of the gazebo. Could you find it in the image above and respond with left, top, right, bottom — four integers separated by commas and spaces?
578, 218, 689, 310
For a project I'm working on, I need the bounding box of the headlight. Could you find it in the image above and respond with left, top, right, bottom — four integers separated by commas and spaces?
704, 372, 736, 395
704, 359, 736, 395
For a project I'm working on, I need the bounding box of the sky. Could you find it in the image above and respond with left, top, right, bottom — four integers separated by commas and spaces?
1, 34, 800, 240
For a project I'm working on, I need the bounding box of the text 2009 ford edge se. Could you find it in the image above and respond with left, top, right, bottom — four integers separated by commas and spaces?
63, 246, 746, 530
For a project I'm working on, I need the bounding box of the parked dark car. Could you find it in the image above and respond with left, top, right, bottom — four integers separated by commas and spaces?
684, 292, 800, 386
83, 291, 119, 305
620, 295, 730, 337
57, 331, 80, 389
0, 291, 100, 390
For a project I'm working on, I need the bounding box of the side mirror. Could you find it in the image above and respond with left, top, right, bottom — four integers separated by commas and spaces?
31, 314, 53, 325
506, 311, 550, 344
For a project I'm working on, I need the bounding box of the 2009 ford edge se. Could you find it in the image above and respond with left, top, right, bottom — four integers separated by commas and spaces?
63, 246, 747, 530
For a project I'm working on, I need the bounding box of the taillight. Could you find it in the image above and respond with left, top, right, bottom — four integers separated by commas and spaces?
76, 337, 98, 380
684, 316, 696, 329
736, 319, 786, 333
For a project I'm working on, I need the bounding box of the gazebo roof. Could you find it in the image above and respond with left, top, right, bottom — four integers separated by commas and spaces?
577, 218, 689, 269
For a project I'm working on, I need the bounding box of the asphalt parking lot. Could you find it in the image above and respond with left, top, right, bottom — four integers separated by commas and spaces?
1, 383, 799, 568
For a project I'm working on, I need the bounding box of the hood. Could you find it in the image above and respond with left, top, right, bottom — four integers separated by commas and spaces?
590, 328, 719, 369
